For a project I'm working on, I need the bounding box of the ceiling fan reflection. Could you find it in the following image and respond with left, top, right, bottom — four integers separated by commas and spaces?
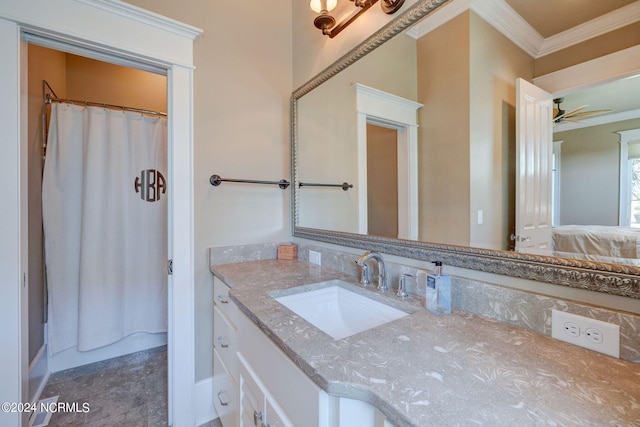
553, 97, 613, 127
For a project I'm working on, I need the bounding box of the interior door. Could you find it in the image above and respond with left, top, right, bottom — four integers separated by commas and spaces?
515, 78, 553, 254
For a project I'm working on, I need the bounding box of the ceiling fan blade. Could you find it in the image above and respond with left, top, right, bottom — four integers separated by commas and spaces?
553, 105, 587, 122
554, 118, 580, 126
562, 104, 589, 117
566, 109, 613, 119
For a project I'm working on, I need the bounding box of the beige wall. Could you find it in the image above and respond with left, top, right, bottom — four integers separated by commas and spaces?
65, 55, 166, 112
367, 124, 398, 238
27, 45, 66, 363
415, 11, 534, 249
469, 12, 534, 250
123, 0, 293, 381
417, 12, 471, 246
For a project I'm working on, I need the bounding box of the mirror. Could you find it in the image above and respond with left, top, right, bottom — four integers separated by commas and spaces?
292, 0, 640, 298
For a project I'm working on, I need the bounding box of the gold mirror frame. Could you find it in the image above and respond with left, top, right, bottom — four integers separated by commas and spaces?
291, 0, 640, 299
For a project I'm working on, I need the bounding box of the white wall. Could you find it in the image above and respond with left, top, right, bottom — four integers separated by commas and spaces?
123, 0, 293, 380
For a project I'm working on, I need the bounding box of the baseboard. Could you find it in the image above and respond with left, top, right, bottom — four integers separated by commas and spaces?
28, 344, 50, 403
48, 332, 167, 373
195, 376, 217, 426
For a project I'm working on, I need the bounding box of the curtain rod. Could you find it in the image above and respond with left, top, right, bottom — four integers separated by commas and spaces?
42, 80, 166, 117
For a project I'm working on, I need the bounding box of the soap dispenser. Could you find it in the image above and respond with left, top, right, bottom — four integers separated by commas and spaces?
426, 261, 451, 315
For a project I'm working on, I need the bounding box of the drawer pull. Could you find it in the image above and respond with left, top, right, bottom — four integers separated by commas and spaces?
217, 336, 229, 348
217, 294, 229, 304
253, 410, 263, 426
217, 390, 229, 406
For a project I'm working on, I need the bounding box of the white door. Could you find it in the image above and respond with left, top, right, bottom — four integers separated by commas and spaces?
515, 78, 553, 254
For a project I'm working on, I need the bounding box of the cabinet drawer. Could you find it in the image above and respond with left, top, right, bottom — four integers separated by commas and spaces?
214, 305, 238, 380
213, 348, 237, 427
214, 276, 237, 326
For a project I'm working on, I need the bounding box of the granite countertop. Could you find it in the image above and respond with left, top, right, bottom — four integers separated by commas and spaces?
211, 259, 640, 427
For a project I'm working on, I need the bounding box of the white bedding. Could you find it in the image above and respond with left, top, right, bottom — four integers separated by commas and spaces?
552, 225, 640, 265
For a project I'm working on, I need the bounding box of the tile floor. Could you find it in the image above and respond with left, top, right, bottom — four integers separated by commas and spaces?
40, 346, 223, 426
41, 346, 168, 426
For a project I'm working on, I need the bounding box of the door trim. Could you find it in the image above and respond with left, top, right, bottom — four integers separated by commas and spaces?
0, 1, 201, 425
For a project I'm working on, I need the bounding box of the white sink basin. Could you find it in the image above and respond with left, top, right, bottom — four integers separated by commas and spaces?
273, 280, 409, 340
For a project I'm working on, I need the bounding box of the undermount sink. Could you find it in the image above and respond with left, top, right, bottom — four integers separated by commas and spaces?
272, 280, 409, 340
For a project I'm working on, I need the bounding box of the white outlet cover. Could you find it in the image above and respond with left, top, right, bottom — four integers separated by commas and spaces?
551, 309, 620, 358
309, 250, 321, 266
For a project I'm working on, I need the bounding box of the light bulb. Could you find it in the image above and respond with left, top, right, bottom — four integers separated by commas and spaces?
310, 0, 337, 13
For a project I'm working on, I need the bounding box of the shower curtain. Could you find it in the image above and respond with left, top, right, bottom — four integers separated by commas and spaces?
43, 103, 168, 355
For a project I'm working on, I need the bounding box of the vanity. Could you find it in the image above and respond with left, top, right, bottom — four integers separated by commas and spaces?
211, 258, 640, 426
208, 1, 640, 425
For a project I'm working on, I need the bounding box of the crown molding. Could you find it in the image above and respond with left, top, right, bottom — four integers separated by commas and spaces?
538, 2, 640, 58
406, 0, 469, 39
405, 0, 640, 59
470, 0, 541, 57
533, 44, 640, 95
75, 0, 202, 40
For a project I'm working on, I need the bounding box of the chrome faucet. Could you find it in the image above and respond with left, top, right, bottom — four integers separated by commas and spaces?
397, 273, 412, 299
355, 251, 387, 292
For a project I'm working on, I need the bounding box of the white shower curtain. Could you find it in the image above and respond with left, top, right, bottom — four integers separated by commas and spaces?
43, 103, 168, 355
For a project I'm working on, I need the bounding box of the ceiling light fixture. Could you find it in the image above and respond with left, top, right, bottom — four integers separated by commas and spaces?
310, 0, 405, 38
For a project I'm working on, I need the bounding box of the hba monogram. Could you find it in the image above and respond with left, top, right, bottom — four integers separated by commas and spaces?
135, 169, 166, 202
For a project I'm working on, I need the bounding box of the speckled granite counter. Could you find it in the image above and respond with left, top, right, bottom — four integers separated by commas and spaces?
211, 259, 640, 427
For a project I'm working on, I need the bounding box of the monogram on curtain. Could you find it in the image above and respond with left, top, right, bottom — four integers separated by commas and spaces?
43, 103, 168, 355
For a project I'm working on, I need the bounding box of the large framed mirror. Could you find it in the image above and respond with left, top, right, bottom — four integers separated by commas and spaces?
292, 0, 640, 298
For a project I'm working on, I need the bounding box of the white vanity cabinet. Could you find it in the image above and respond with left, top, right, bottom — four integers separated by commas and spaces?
213, 276, 239, 426
236, 309, 396, 427
237, 311, 328, 427
238, 353, 294, 427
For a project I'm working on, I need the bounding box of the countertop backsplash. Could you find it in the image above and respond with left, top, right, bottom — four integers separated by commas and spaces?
209, 242, 640, 364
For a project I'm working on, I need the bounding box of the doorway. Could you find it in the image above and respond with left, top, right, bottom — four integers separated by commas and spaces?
366, 123, 399, 238
354, 83, 421, 240
27, 43, 169, 424
0, 2, 199, 426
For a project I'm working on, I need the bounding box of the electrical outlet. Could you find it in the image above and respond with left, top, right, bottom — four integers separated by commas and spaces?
551, 309, 620, 358
308, 250, 321, 266
564, 322, 580, 337
585, 328, 603, 344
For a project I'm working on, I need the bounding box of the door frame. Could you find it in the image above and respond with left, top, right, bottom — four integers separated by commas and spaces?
0, 2, 201, 426
354, 83, 422, 240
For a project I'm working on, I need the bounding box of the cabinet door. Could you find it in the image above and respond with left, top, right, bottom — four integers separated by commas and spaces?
239, 353, 295, 427
239, 355, 265, 427
265, 396, 294, 427
213, 349, 237, 427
